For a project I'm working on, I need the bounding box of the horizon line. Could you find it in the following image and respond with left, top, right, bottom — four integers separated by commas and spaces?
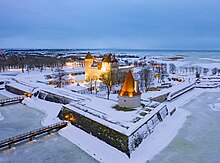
1, 48, 220, 52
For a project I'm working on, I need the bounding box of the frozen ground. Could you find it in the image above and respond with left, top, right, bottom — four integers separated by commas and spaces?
209, 103, 220, 111
0, 94, 7, 121
0, 93, 98, 163
151, 91, 220, 163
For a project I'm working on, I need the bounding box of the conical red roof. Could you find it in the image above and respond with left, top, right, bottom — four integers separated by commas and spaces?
85, 52, 93, 59
118, 71, 141, 97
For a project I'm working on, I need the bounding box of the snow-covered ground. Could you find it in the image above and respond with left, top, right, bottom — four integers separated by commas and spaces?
0, 87, 193, 163
209, 103, 220, 111
22, 87, 220, 163
22, 88, 202, 163
24, 97, 63, 126
1, 51, 220, 162
0, 113, 3, 121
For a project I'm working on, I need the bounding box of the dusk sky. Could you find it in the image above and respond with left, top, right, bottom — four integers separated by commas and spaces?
0, 0, 220, 49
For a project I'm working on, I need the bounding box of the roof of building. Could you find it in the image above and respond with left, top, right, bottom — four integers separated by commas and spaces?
112, 55, 118, 62
118, 71, 141, 97
103, 53, 112, 62
102, 53, 118, 63
85, 52, 93, 59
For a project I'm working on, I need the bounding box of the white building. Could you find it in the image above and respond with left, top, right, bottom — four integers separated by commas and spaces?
118, 71, 141, 108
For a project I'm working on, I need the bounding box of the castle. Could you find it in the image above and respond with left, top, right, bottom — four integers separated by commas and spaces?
84, 52, 133, 85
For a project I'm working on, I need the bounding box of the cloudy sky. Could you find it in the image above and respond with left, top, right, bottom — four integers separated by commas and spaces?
0, 0, 220, 49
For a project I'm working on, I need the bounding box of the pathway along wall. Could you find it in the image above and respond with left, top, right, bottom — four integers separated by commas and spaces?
57, 105, 169, 157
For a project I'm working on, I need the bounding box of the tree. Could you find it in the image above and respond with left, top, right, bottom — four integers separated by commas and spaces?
218, 69, 220, 75
86, 72, 97, 94
100, 71, 112, 100
160, 64, 167, 83
212, 67, 218, 75
203, 68, 209, 75
169, 63, 176, 74
140, 67, 153, 91
55, 68, 66, 88
134, 61, 138, 67
19, 56, 25, 73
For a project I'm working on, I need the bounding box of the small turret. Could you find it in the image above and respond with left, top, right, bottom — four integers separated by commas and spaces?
85, 52, 94, 81
85, 52, 93, 59
118, 71, 141, 108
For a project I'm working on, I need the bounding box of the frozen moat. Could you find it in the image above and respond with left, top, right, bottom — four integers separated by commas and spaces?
0, 94, 98, 163
151, 92, 220, 163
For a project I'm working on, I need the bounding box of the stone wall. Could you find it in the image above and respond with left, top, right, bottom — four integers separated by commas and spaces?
5, 85, 27, 95
57, 106, 130, 157
35, 91, 71, 104
151, 93, 169, 103
57, 105, 169, 157
128, 105, 168, 151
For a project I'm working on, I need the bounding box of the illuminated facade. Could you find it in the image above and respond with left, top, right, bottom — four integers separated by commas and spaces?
84, 52, 133, 85
118, 71, 141, 108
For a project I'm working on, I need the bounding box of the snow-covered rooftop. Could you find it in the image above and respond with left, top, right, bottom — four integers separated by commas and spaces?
65, 96, 163, 136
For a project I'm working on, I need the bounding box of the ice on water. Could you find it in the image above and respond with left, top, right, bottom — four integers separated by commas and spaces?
151, 92, 220, 163
0, 94, 98, 163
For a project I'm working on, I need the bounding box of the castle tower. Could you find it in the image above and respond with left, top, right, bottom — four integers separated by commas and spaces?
85, 52, 93, 81
101, 53, 113, 71
101, 54, 119, 84
118, 71, 141, 108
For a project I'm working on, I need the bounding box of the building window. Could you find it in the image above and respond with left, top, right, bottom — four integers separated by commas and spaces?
124, 100, 126, 102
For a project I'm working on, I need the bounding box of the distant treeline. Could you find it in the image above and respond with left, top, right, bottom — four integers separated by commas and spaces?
0, 53, 82, 72
116, 54, 139, 58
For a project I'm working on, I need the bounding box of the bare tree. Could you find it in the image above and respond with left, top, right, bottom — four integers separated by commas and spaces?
55, 69, 65, 88
100, 71, 112, 100
86, 72, 97, 94
159, 64, 167, 83
140, 67, 153, 91
212, 67, 218, 75
203, 68, 209, 75
134, 61, 138, 67
19, 56, 25, 73
169, 63, 176, 74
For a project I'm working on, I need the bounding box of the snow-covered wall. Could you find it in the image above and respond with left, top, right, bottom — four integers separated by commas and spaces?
35, 90, 71, 104
5, 84, 34, 95
58, 106, 131, 157
128, 105, 168, 152
151, 93, 169, 103
58, 105, 169, 157
167, 82, 195, 101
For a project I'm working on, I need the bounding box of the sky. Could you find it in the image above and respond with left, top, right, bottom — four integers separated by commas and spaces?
0, 0, 220, 49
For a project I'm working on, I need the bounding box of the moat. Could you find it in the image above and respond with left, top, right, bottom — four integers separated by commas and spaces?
152, 92, 220, 163
0, 94, 97, 163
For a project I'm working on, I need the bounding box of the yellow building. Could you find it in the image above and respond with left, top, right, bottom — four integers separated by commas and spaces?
85, 52, 133, 85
